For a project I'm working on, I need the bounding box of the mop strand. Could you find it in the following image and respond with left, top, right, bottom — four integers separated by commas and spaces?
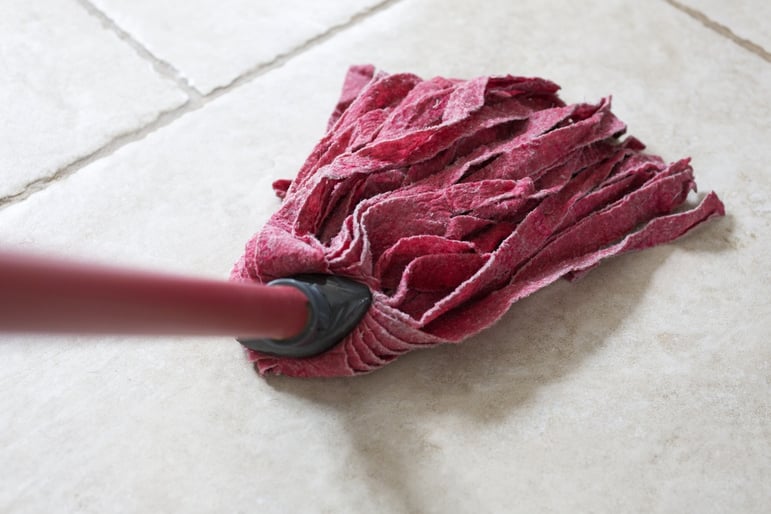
231, 65, 725, 377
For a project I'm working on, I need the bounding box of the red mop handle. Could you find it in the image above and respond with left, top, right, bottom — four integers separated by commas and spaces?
0, 250, 309, 339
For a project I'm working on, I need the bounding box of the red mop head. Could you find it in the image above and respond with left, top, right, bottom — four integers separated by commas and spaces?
231, 65, 724, 378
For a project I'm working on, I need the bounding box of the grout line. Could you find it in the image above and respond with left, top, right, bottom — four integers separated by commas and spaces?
0, 103, 193, 209
664, 0, 771, 63
76, 0, 204, 100
203, 0, 403, 98
0, 0, 402, 210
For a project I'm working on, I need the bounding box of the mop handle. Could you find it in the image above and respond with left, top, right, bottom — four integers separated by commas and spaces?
0, 250, 309, 339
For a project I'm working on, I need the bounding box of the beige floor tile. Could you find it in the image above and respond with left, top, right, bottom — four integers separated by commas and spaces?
90, 0, 387, 94
0, 0, 187, 199
1, 0, 769, 512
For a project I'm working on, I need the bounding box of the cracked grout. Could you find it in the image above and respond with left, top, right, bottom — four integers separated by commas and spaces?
0, 0, 404, 211
664, 0, 771, 63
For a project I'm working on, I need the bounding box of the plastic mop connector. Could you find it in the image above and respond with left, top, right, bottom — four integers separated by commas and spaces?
238, 275, 371, 358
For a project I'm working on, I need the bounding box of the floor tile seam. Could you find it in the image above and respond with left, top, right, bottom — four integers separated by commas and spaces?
202, 0, 405, 98
0, 0, 404, 211
77, 0, 203, 99
664, 0, 771, 63
0, 103, 193, 209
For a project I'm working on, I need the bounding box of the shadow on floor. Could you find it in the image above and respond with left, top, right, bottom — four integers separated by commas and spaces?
264, 216, 732, 513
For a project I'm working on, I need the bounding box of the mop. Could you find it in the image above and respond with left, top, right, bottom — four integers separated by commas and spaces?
1, 65, 724, 378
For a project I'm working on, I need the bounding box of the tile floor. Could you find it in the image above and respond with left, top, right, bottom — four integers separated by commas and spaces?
1, 1, 769, 512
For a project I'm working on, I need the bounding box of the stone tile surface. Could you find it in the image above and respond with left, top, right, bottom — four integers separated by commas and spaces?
1, 0, 769, 513
0, 0, 187, 199
679, 0, 771, 51
90, 0, 387, 94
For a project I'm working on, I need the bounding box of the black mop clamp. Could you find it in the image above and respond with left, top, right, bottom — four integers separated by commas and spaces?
238, 274, 372, 358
